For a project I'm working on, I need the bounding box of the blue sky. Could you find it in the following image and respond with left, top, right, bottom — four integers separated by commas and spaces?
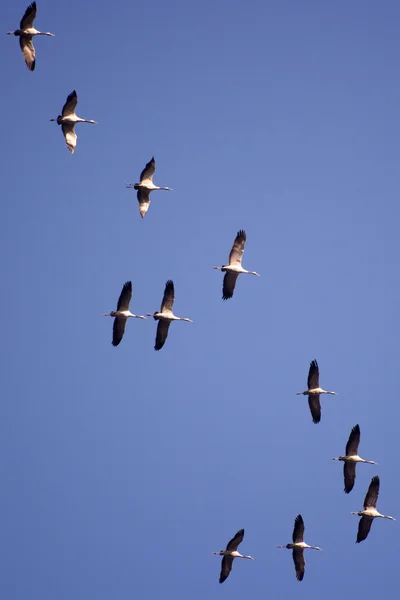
1, 0, 399, 597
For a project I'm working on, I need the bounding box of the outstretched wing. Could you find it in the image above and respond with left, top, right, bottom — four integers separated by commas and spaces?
307, 360, 319, 389
137, 188, 151, 218
344, 462, 356, 494
356, 516, 373, 543
293, 549, 305, 581
117, 281, 132, 311
62, 90, 78, 117
346, 424, 360, 456
154, 320, 171, 351
308, 395, 321, 424
222, 272, 239, 300
160, 280, 174, 313
112, 317, 127, 347
139, 157, 156, 184
228, 230, 246, 266
219, 555, 234, 584
226, 529, 244, 552
292, 515, 304, 543
20, 2, 36, 29
19, 36, 35, 71
62, 123, 77, 154
364, 476, 379, 509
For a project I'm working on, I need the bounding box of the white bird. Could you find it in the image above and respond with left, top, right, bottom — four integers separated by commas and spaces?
146, 280, 192, 351
213, 230, 260, 300
351, 476, 395, 543
277, 515, 322, 582
296, 359, 337, 424
212, 529, 254, 583
7, 2, 54, 71
50, 90, 98, 154
126, 157, 172, 219
102, 281, 146, 347
332, 424, 377, 494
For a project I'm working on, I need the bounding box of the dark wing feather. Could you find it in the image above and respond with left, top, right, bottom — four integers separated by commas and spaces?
292, 515, 304, 543
228, 230, 246, 266
20, 2, 36, 29
117, 281, 132, 311
112, 317, 127, 346
19, 36, 35, 71
222, 272, 239, 300
62, 90, 78, 117
307, 359, 319, 389
308, 395, 321, 424
344, 462, 356, 494
356, 516, 373, 543
226, 529, 244, 552
293, 549, 305, 581
364, 476, 379, 509
346, 424, 360, 456
219, 555, 234, 584
139, 157, 156, 183
155, 320, 171, 351
160, 280, 174, 312
137, 188, 151, 218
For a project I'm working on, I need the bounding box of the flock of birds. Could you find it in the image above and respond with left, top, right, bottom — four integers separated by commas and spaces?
8, 1, 395, 586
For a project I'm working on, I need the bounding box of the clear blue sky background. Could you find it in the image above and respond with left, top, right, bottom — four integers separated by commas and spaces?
1, 0, 399, 598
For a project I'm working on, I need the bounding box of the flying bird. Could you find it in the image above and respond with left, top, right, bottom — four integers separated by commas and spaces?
332, 424, 377, 493
277, 515, 322, 582
126, 157, 172, 218
102, 281, 146, 346
213, 230, 260, 300
147, 280, 192, 351
50, 90, 98, 154
296, 359, 337, 424
351, 476, 395, 543
7, 2, 54, 71
212, 529, 254, 583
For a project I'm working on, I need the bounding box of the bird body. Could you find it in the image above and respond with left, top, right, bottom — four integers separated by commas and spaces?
103, 281, 146, 346
277, 515, 322, 581
7, 2, 54, 71
296, 360, 336, 424
50, 90, 98, 154
212, 529, 254, 583
126, 157, 172, 218
332, 425, 376, 493
147, 280, 192, 351
351, 476, 395, 543
213, 230, 260, 300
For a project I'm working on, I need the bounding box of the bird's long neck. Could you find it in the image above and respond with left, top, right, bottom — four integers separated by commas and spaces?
212, 266, 222, 270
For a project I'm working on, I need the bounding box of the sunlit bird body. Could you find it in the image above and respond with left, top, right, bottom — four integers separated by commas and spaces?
50, 90, 98, 154
103, 281, 146, 346
212, 529, 254, 583
332, 424, 377, 493
126, 157, 172, 219
7, 2, 54, 71
351, 476, 395, 543
213, 230, 260, 300
277, 515, 322, 582
147, 280, 192, 351
296, 359, 337, 424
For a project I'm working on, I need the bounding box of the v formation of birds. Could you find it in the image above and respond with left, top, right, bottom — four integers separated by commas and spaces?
8, 1, 395, 586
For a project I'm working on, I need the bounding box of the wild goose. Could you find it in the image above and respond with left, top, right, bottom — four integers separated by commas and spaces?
7, 2, 54, 71
126, 157, 172, 218
296, 359, 337, 424
147, 280, 192, 351
351, 476, 395, 543
102, 281, 146, 346
50, 90, 98, 154
277, 515, 322, 581
212, 529, 254, 583
332, 424, 377, 493
213, 230, 260, 300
